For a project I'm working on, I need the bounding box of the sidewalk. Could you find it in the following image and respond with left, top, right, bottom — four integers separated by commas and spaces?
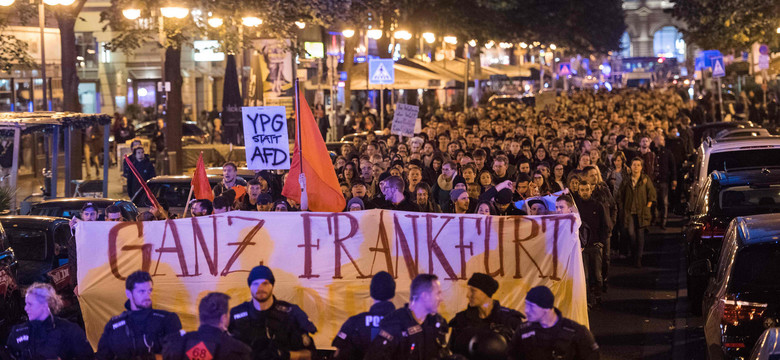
15, 163, 129, 207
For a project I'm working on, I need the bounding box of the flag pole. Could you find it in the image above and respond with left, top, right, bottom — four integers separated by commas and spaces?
294, 78, 308, 210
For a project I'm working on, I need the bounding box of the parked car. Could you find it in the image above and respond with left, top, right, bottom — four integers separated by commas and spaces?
134, 121, 210, 146
714, 128, 771, 140
686, 136, 780, 206
0, 216, 80, 325
693, 213, 780, 360
205, 167, 257, 183
750, 327, 780, 360
0, 221, 22, 341
28, 198, 139, 222
685, 168, 780, 314
131, 175, 222, 216
691, 121, 758, 145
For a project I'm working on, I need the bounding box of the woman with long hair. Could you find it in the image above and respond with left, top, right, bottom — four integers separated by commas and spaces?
550, 163, 567, 193
532, 170, 551, 196
606, 151, 628, 195
415, 182, 442, 213
6, 283, 94, 359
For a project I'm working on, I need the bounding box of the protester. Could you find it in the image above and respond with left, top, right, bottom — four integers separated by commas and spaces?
213, 162, 247, 197
104, 205, 123, 221
616, 157, 657, 268
191, 199, 213, 217
124, 147, 156, 198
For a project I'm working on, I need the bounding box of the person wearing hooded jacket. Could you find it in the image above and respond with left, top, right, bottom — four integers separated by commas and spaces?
97, 271, 182, 360
124, 147, 156, 199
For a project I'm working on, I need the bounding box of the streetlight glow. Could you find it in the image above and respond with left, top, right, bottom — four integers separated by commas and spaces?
43, 0, 60, 5
207, 17, 223, 28
549, 44, 557, 50
422, 32, 436, 44
342, 29, 355, 38
468, 39, 477, 47
443, 36, 457, 45
0, 0, 14, 6
160, 6, 189, 19
241, 16, 262, 27
367, 29, 383, 40
520, 42, 528, 49
499, 42, 512, 49
393, 30, 411, 40
122, 8, 141, 20
485, 40, 495, 49
295, 21, 306, 29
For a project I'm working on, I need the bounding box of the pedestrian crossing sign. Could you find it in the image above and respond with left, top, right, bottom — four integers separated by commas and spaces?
369, 59, 395, 85
559, 63, 572, 76
711, 56, 725, 78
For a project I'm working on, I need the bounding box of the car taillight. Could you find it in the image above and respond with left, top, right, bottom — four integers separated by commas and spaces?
701, 222, 726, 239
721, 298, 767, 326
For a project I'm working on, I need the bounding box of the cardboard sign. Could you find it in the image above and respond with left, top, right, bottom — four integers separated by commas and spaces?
76, 210, 587, 349
390, 103, 420, 137
242, 106, 291, 170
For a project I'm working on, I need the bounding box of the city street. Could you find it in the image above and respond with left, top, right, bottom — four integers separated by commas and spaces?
590, 217, 707, 360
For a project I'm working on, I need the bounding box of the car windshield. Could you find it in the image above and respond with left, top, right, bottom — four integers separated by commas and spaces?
135, 183, 193, 208
183, 125, 204, 136
707, 149, 780, 174
731, 243, 780, 293
6, 229, 48, 261
717, 186, 780, 216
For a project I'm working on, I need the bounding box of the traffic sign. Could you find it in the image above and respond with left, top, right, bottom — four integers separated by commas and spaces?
368, 59, 394, 85
759, 54, 770, 70
711, 56, 725, 78
759, 44, 769, 55
695, 58, 705, 71
558, 63, 571, 76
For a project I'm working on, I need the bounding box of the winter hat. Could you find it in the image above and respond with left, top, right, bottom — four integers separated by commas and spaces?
247, 265, 275, 286
347, 197, 365, 210
616, 135, 627, 145
525, 285, 554, 309
467, 273, 499, 297
370, 271, 396, 301
450, 188, 468, 202
496, 189, 514, 205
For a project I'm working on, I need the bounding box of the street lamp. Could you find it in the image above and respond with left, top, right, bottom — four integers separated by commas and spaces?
422, 32, 436, 44
467, 39, 477, 47
520, 42, 528, 49
342, 29, 355, 38
207, 16, 223, 28
443, 36, 457, 45
295, 21, 305, 29
393, 30, 411, 41
367, 29, 382, 40
160, 6, 188, 19
0, 0, 13, 6
241, 16, 262, 27
549, 44, 557, 50
122, 8, 141, 20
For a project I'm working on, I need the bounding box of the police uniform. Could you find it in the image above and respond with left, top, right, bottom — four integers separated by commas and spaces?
228, 296, 317, 360
5, 315, 94, 360
366, 304, 450, 360
162, 325, 251, 360
508, 308, 599, 360
331, 300, 395, 360
448, 300, 525, 356
96, 301, 183, 360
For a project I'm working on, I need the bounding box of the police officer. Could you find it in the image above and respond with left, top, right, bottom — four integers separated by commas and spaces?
97, 270, 183, 360
228, 266, 317, 360
5, 282, 94, 359
163, 292, 251, 360
332, 271, 396, 360
509, 286, 599, 360
366, 273, 451, 360
448, 273, 524, 359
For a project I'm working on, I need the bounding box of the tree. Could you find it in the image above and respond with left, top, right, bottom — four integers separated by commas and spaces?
0, 4, 36, 72
671, 0, 780, 51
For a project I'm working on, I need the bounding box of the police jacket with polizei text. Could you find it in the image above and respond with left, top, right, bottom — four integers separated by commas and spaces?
96, 301, 183, 360
365, 304, 450, 360
161, 324, 251, 360
508, 308, 599, 360
331, 300, 395, 360
448, 300, 525, 357
5, 315, 94, 360
227, 297, 317, 359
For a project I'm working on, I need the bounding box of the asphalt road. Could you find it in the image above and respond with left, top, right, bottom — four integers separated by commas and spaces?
589, 216, 707, 360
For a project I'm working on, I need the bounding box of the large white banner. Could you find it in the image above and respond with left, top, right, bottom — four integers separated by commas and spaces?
76, 210, 586, 349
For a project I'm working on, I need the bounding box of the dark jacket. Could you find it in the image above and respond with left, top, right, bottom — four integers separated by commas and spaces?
365, 305, 450, 360
96, 301, 183, 360
6, 315, 94, 360
228, 297, 317, 359
653, 145, 677, 184
616, 173, 657, 228
576, 197, 610, 247
124, 155, 156, 198
332, 301, 396, 360
162, 324, 251, 360
509, 308, 599, 360
448, 300, 525, 357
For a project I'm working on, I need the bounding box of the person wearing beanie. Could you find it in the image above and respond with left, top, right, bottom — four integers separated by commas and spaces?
448, 273, 524, 359
450, 188, 472, 214
228, 266, 317, 360
509, 286, 600, 360
332, 271, 397, 360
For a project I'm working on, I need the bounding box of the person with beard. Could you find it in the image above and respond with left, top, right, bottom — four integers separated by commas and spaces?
448, 273, 524, 359
97, 271, 183, 360
450, 188, 474, 214
332, 272, 396, 360
432, 160, 463, 213
212, 162, 247, 197
163, 293, 251, 360
229, 266, 317, 360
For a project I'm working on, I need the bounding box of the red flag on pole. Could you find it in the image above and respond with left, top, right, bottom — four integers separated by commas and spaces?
191, 152, 214, 201
124, 155, 167, 218
281, 90, 345, 212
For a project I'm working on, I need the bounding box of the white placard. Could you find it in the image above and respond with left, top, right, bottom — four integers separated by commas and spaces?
242, 106, 291, 170
390, 103, 419, 137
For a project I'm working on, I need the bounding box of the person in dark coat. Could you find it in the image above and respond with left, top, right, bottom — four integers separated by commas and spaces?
124, 147, 156, 199
6, 283, 94, 360
616, 157, 657, 268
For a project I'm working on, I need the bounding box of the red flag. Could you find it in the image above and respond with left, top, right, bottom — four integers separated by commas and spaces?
125, 155, 167, 218
191, 152, 214, 201
282, 91, 346, 212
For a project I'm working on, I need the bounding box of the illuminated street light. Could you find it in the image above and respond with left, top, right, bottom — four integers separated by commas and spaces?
207, 17, 223, 27
161, 6, 189, 19
519, 42, 528, 49
295, 21, 306, 29
393, 30, 411, 40
241, 16, 262, 27
122, 8, 141, 19
342, 29, 355, 38
499, 42, 512, 49
367, 29, 383, 40
549, 44, 557, 50
777, 27, 780, 34
485, 40, 495, 49
443, 36, 457, 45
468, 39, 477, 47
422, 32, 436, 44
0, 0, 15, 6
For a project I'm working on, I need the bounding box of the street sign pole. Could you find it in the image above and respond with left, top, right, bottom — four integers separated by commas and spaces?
717, 77, 723, 121
380, 85, 385, 130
